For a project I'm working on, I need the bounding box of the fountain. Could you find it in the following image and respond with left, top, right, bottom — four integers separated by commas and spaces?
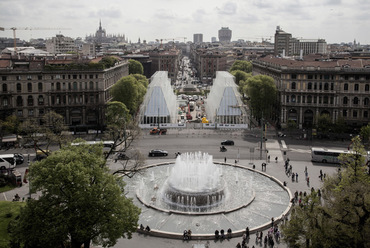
123, 151, 291, 236
162, 152, 226, 211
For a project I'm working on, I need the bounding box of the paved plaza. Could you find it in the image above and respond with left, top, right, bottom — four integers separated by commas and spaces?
0, 132, 339, 248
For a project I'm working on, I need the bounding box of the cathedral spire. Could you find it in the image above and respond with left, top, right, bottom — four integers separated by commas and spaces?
99, 19, 102, 30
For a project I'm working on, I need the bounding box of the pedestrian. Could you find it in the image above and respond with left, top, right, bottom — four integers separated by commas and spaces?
227, 228, 232, 239
307, 176, 310, 186
304, 166, 307, 173
246, 227, 250, 239
224, 157, 227, 163
235, 159, 237, 164
296, 172, 298, 182
268, 155, 270, 162
275, 157, 278, 163
292, 173, 295, 182
236, 242, 241, 248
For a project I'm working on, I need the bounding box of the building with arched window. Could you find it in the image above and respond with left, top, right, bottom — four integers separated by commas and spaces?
253, 55, 370, 129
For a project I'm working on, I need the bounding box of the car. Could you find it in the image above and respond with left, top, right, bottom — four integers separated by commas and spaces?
148, 149, 168, 157
221, 140, 234, 146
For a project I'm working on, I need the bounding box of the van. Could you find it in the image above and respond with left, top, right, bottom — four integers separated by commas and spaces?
0, 157, 14, 169
0, 154, 24, 165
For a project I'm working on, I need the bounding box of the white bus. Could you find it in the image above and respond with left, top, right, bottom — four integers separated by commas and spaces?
71, 141, 115, 154
311, 147, 370, 164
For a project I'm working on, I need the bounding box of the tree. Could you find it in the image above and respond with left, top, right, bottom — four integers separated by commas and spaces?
104, 101, 145, 177
99, 56, 119, 69
21, 111, 70, 156
316, 114, 332, 133
0, 115, 22, 137
230, 70, 251, 87
360, 124, 370, 142
12, 143, 141, 248
244, 75, 277, 121
282, 136, 370, 248
229, 60, 252, 73
111, 75, 148, 114
128, 59, 144, 75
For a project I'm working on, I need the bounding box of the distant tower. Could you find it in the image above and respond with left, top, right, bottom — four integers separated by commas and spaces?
193, 33, 203, 44
274, 26, 292, 56
218, 27, 232, 43
211, 37, 217, 43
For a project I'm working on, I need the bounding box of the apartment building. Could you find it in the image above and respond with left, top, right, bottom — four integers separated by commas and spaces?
0, 56, 128, 132
45, 34, 76, 54
192, 49, 227, 84
252, 55, 370, 129
149, 49, 180, 83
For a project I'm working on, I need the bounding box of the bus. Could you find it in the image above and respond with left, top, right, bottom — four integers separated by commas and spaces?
311, 147, 370, 164
71, 141, 115, 154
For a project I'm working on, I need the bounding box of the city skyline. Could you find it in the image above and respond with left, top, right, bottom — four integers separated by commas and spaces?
0, 0, 369, 44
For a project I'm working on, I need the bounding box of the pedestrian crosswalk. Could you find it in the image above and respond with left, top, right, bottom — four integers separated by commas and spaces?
287, 148, 311, 154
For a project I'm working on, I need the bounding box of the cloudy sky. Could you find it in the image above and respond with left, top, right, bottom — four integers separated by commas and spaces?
1, 0, 369, 44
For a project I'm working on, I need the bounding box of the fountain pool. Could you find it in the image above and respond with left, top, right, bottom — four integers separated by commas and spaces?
123, 152, 291, 237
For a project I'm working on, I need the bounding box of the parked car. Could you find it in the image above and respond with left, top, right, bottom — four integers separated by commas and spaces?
221, 140, 234, 145
148, 149, 168, 157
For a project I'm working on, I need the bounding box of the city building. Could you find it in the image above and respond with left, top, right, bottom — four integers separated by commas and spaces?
45, 34, 76, 54
252, 55, 370, 129
85, 20, 127, 45
274, 26, 327, 56
192, 48, 227, 84
211, 37, 217, 43
0, 55, 129, 132
149, 49, 181, 83
193, 34, 203, 44
121, 54, 152, 79
218, 27, 232, 43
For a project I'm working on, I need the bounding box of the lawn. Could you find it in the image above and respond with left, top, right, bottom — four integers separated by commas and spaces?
0, 201, 24, 248
0, 185, 15, 193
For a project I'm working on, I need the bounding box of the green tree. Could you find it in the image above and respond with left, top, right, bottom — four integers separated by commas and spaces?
230, 70, 252, 87
229, 60, 252, 73
21, 111, 70, 156
105, 101, 144, 177
0, 115, 22, 137
111, 75, 147, 114
316, 114, 332, 133
282, 136, 370, 248
360, 124, 370, 142
244, 75, 277, 121
333, 117, 347, 134
12, 143, 141, 248
128, 59, 144, 75
99, 56, 119, 69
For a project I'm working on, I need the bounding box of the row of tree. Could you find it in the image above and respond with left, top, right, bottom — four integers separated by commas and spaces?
229, 60, 277, 122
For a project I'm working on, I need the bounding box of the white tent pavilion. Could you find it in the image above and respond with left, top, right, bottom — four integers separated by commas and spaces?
139, 71, 177, 124
205, 71, 247, 124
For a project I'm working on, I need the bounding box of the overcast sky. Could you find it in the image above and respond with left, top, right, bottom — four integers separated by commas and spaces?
1, 0, 369, 44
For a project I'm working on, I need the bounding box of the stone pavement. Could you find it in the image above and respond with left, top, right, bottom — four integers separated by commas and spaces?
1, 136, 339, 248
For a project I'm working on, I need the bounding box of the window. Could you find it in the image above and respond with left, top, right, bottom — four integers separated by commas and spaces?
56, 95, 61, 105
286, 96, 289, 103
323, 96, 328, 104
27, 96, 34, 106
16, 96, 23, 106
27, 83, 32, 92
38, 75, 42, 80
56, 82, 61, 90
16, 76, 21, 80
364, 98, 369, 106
331, 83, 334, 90
314, 83, 317, 90
366, 84, 369, 91
291, 82, 296, 90
2, 97, 8, 106
73, 75, 77, 79
51, 83, 54, 90
38, 82, 43, 92
2, 76, 7, 81
308, 75, 313, 80
291, 74, 297, 79
38, 95, 44, 105
291, 95, 296, 102
324, 83, 329, 90
17, 83, 21, 92
28, 109, 34, 116
344, 83, 348, 91
307, 95, 312, 103
27, 75, 32, 80
73, 82, 77, 90
354, 84, 359, 91
2, 83, 7, 92
319, 83, 322, 90
308, 82, 312, 90
343, 97, 348, 105
89, 81, 94, 90
353, 97, 359, 105
39, 108, 44, 115
365, 111, 368, 118
68, 83, 71, 90
17, 110, 23, 117
343, 110, 347, 117
353, 110, 358, 118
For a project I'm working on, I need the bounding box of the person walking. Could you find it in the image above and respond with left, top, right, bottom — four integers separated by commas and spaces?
224, 157, 227, 163
296, 172, 298, 182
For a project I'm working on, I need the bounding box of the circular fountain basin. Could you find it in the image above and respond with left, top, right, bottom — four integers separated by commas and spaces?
122, 153, 291, 237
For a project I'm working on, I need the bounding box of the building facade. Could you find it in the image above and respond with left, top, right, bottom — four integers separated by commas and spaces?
45, 35, 76, 54
193, 34, 203, 44
274, 26, 327, 56
192, 49, 227, 84
0, 56, 128, 132
252, 56, 370, 129
149, 49, 181, 83
218, 27, 232, 43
